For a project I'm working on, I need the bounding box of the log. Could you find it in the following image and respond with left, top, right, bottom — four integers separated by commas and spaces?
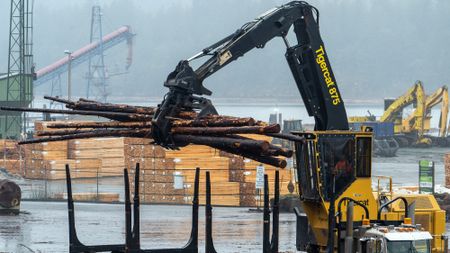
262, 147, 293, 158
209, 144, 287, 168
266, 133, 305, 142
44, 96, 155, 114
172, 117, 256, 127
171, 124, 280, 135
43, 96, 74, 105
172, 134, 270, 154
46, 121, 152, 129
37, 129, 151, 137
0, 106, 151, 122
68, 101, 155, 115
19, 129, 150, 144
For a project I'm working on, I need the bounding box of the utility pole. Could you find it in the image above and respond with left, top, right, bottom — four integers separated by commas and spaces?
3, 0, 34, 139
64, 50, 72, 101
86, 5, 108, 102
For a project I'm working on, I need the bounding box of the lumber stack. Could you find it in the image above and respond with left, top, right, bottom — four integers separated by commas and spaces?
68, 138, 125, 177
445, 153, 450, 188
125, 137, 184, 204
53, 192, 120, 202
0, 139, 24, 175
21, 121, 114, 179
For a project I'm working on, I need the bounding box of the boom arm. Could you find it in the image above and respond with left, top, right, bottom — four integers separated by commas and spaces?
423, 86, 448, 137
380, 81, 425, 127
153, 1, 348, 146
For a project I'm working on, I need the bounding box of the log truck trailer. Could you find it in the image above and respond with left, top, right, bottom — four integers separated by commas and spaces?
151, 2, 447, 252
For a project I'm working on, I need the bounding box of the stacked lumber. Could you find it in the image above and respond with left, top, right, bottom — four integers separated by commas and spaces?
24, 158, 101, 180
125, 137, 184, 204
445, 153, 450, 188
53, 192, 119, 202
68, 138, 125, 177
21, 121, 116, 180
122, 133, 294, 207
0, 139, 22, 159
1, 159, 23, 175
0, 139, 24, 175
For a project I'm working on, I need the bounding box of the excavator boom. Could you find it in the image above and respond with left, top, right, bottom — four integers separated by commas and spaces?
380, 80, 425, 125
152, 1, 348, 147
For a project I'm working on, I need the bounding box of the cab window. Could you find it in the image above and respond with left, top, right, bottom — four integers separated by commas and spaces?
295, 140, 320, 201
318, 135, 356, 201
386, 240, 431, 253
356, 137, 371, 177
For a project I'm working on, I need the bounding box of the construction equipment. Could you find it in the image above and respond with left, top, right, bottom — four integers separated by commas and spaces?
1, 2, 447, 252
146, 2, 446, 252
424, 86, 448, 139
404, 85, 449, 146
380, 81, 429, 146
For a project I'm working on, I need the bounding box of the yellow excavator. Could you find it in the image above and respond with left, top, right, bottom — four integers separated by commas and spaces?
376, 81, 435, 147
154, 2, 448, 252
404, 85, 448, 146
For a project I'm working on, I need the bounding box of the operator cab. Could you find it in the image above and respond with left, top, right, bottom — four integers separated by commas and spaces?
293, 130, 372, 202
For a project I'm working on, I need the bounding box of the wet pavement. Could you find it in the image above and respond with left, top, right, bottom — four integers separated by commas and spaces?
1, 147, 450, 252
0, 201, 296, 253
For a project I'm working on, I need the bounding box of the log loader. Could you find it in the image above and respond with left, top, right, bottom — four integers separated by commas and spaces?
152, 2, 447, 252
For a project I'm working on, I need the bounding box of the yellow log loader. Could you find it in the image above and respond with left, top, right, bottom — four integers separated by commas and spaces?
154, 2, 448, 252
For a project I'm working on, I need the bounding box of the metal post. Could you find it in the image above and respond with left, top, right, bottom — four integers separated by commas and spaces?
263, 174, 270, 253
96, 166, 99, 201
344, 201, 354, 253
205, 171, 217, 253
270, 170, 280, 253
327, 171, 336, 253
65, 51, 72, 101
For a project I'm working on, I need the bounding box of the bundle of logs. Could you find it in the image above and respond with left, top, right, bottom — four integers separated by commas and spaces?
0, 96, 303, 168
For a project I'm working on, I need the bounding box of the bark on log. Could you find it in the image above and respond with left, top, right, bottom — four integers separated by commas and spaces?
171, 124, 280, 135
68, 101, 155, 115
172, 134, 270, 153
266, 133, 305, 142
36, 128, 150, 137
19, 129, 150, 144
44, 96, 155, 114
46, 121, 152, 129
0, 106, 151, 122
209, 144, 287, 168
43, 96, 74, 105
172, 117, 256, 127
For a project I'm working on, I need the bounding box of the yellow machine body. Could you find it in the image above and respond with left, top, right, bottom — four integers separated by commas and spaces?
293, 130, 446, 252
